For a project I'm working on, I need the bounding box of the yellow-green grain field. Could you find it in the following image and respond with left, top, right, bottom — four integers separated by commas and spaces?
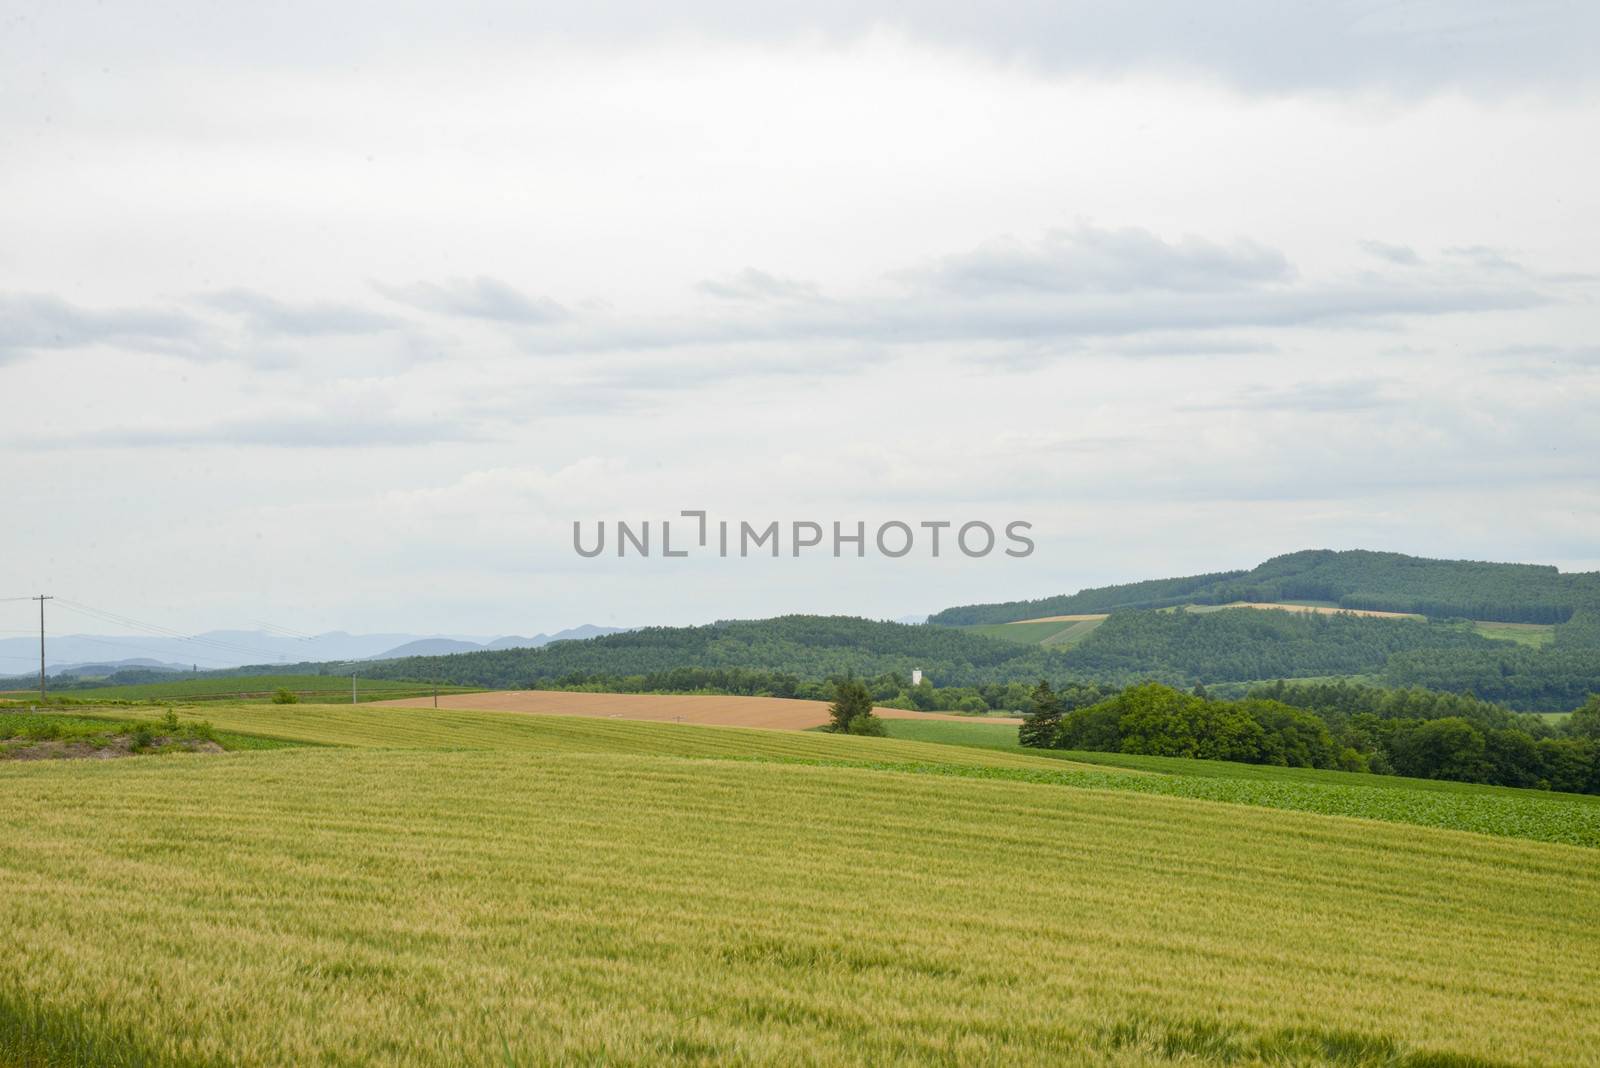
1, 704, 1598, 1067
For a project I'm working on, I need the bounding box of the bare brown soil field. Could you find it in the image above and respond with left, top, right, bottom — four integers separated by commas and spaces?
374, 690, 1021, 730
1007, 613, 1109, 624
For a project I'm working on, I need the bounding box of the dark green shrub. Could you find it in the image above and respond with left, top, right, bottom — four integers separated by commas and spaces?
845, 713, 886, 737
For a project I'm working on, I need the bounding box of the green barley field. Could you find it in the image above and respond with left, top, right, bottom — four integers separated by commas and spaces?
3, 702, 1599, 1066
29, 673, 482, 704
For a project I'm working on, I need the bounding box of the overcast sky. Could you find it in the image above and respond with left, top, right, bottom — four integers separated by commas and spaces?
2, 1, 1597, 641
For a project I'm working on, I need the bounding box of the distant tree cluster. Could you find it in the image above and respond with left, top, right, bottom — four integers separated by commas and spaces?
1020, 680, 1600, 795
825, 678, 884, 736
1061, 607, 1492, 685
1381, 609, 1600, 709
1022, 682, 1353, 770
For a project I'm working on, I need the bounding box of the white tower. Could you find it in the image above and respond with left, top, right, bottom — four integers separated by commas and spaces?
912, 669, 923, 686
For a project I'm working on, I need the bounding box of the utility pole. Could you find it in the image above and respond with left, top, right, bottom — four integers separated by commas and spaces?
31, 595, 52, 702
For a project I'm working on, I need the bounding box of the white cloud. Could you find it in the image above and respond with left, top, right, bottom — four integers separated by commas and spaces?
1, 15, 1598, 632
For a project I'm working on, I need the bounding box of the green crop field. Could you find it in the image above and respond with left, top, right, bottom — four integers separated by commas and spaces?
961, 618, 1104, 647
3, 702, 1599, 1066
881, 717, 1600, 847
1470, 621, 1558, 647
1040, 618, 1105, 646
961, 620, 1074, 644
37, 673, 482, 704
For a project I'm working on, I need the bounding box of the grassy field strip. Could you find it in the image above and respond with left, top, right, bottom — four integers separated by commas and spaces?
111, 702, 1103, 773
96, 702, 1600, 848
960, 621, 1082, 644
58, 674, 484, 703
1470, 621, 1557, 647
370, 689, 1021, 729
1040, 618, 1104, 646
3, 747, 1598, 1066
880, 719, 1600, 847
960, 618, 1108, 647
1175, 603, 1426, 620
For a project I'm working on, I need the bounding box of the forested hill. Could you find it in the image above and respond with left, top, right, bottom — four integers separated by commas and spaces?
929, 549, 1600, 625
346, 607, 1600, 710
358, 616, 1060, 691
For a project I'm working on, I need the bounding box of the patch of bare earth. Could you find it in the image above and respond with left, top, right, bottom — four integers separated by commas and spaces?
1, 736, 224, 762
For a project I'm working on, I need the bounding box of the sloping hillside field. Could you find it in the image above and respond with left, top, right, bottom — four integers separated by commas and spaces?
372, 688, 1021, 728
2, 703, 1599, 1066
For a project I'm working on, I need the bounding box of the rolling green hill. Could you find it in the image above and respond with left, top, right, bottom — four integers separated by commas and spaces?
930, 549, 1600, 625
348, 605, 1599, 711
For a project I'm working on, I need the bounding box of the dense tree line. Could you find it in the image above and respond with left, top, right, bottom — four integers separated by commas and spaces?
354, 609, 1516, 694
1021, 681, 1600, 795
1029, 682, 1353, 769
932, 549, 1600, 626
356, 616, 1068, 690
929, 569, 1248, 625
1247, 679, 1532, 730
1061, 608, 1494, 685
1378, 608, 1600, 710
426, 663, 1112, 716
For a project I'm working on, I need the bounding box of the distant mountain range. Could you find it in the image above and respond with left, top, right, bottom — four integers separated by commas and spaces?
360, 626, 627, 661
0, 625, 628, 674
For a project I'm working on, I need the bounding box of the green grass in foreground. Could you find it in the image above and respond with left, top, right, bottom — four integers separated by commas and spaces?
115, 702, 1110, 772
2, 745, 1598, 1067
51, 673, 479, 704
95, 702, 1600, 848
882, 718, 1600, 847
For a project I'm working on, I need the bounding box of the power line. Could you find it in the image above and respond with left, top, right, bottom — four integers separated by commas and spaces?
32, 595, 52, 700
248, 619, 318, 641
52, 598, 289, 662
28, 632, 240, 667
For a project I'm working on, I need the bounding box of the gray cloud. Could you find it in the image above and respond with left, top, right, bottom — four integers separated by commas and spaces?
25, 413, 488, 450
909, 225, 1293, 295
375, 276, 568, 324
0, 292, 203, 362
1479, 343, 1600, 375
199, 289, 399, 336
1444, 245, 1529, 273
11, 2, 1595, 95
1361, 241, 1421, 266
696, 268, 822, 303
509, 245, 1548, 355
1184, 379, 1397, 414
1108, 336, 1280, 358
